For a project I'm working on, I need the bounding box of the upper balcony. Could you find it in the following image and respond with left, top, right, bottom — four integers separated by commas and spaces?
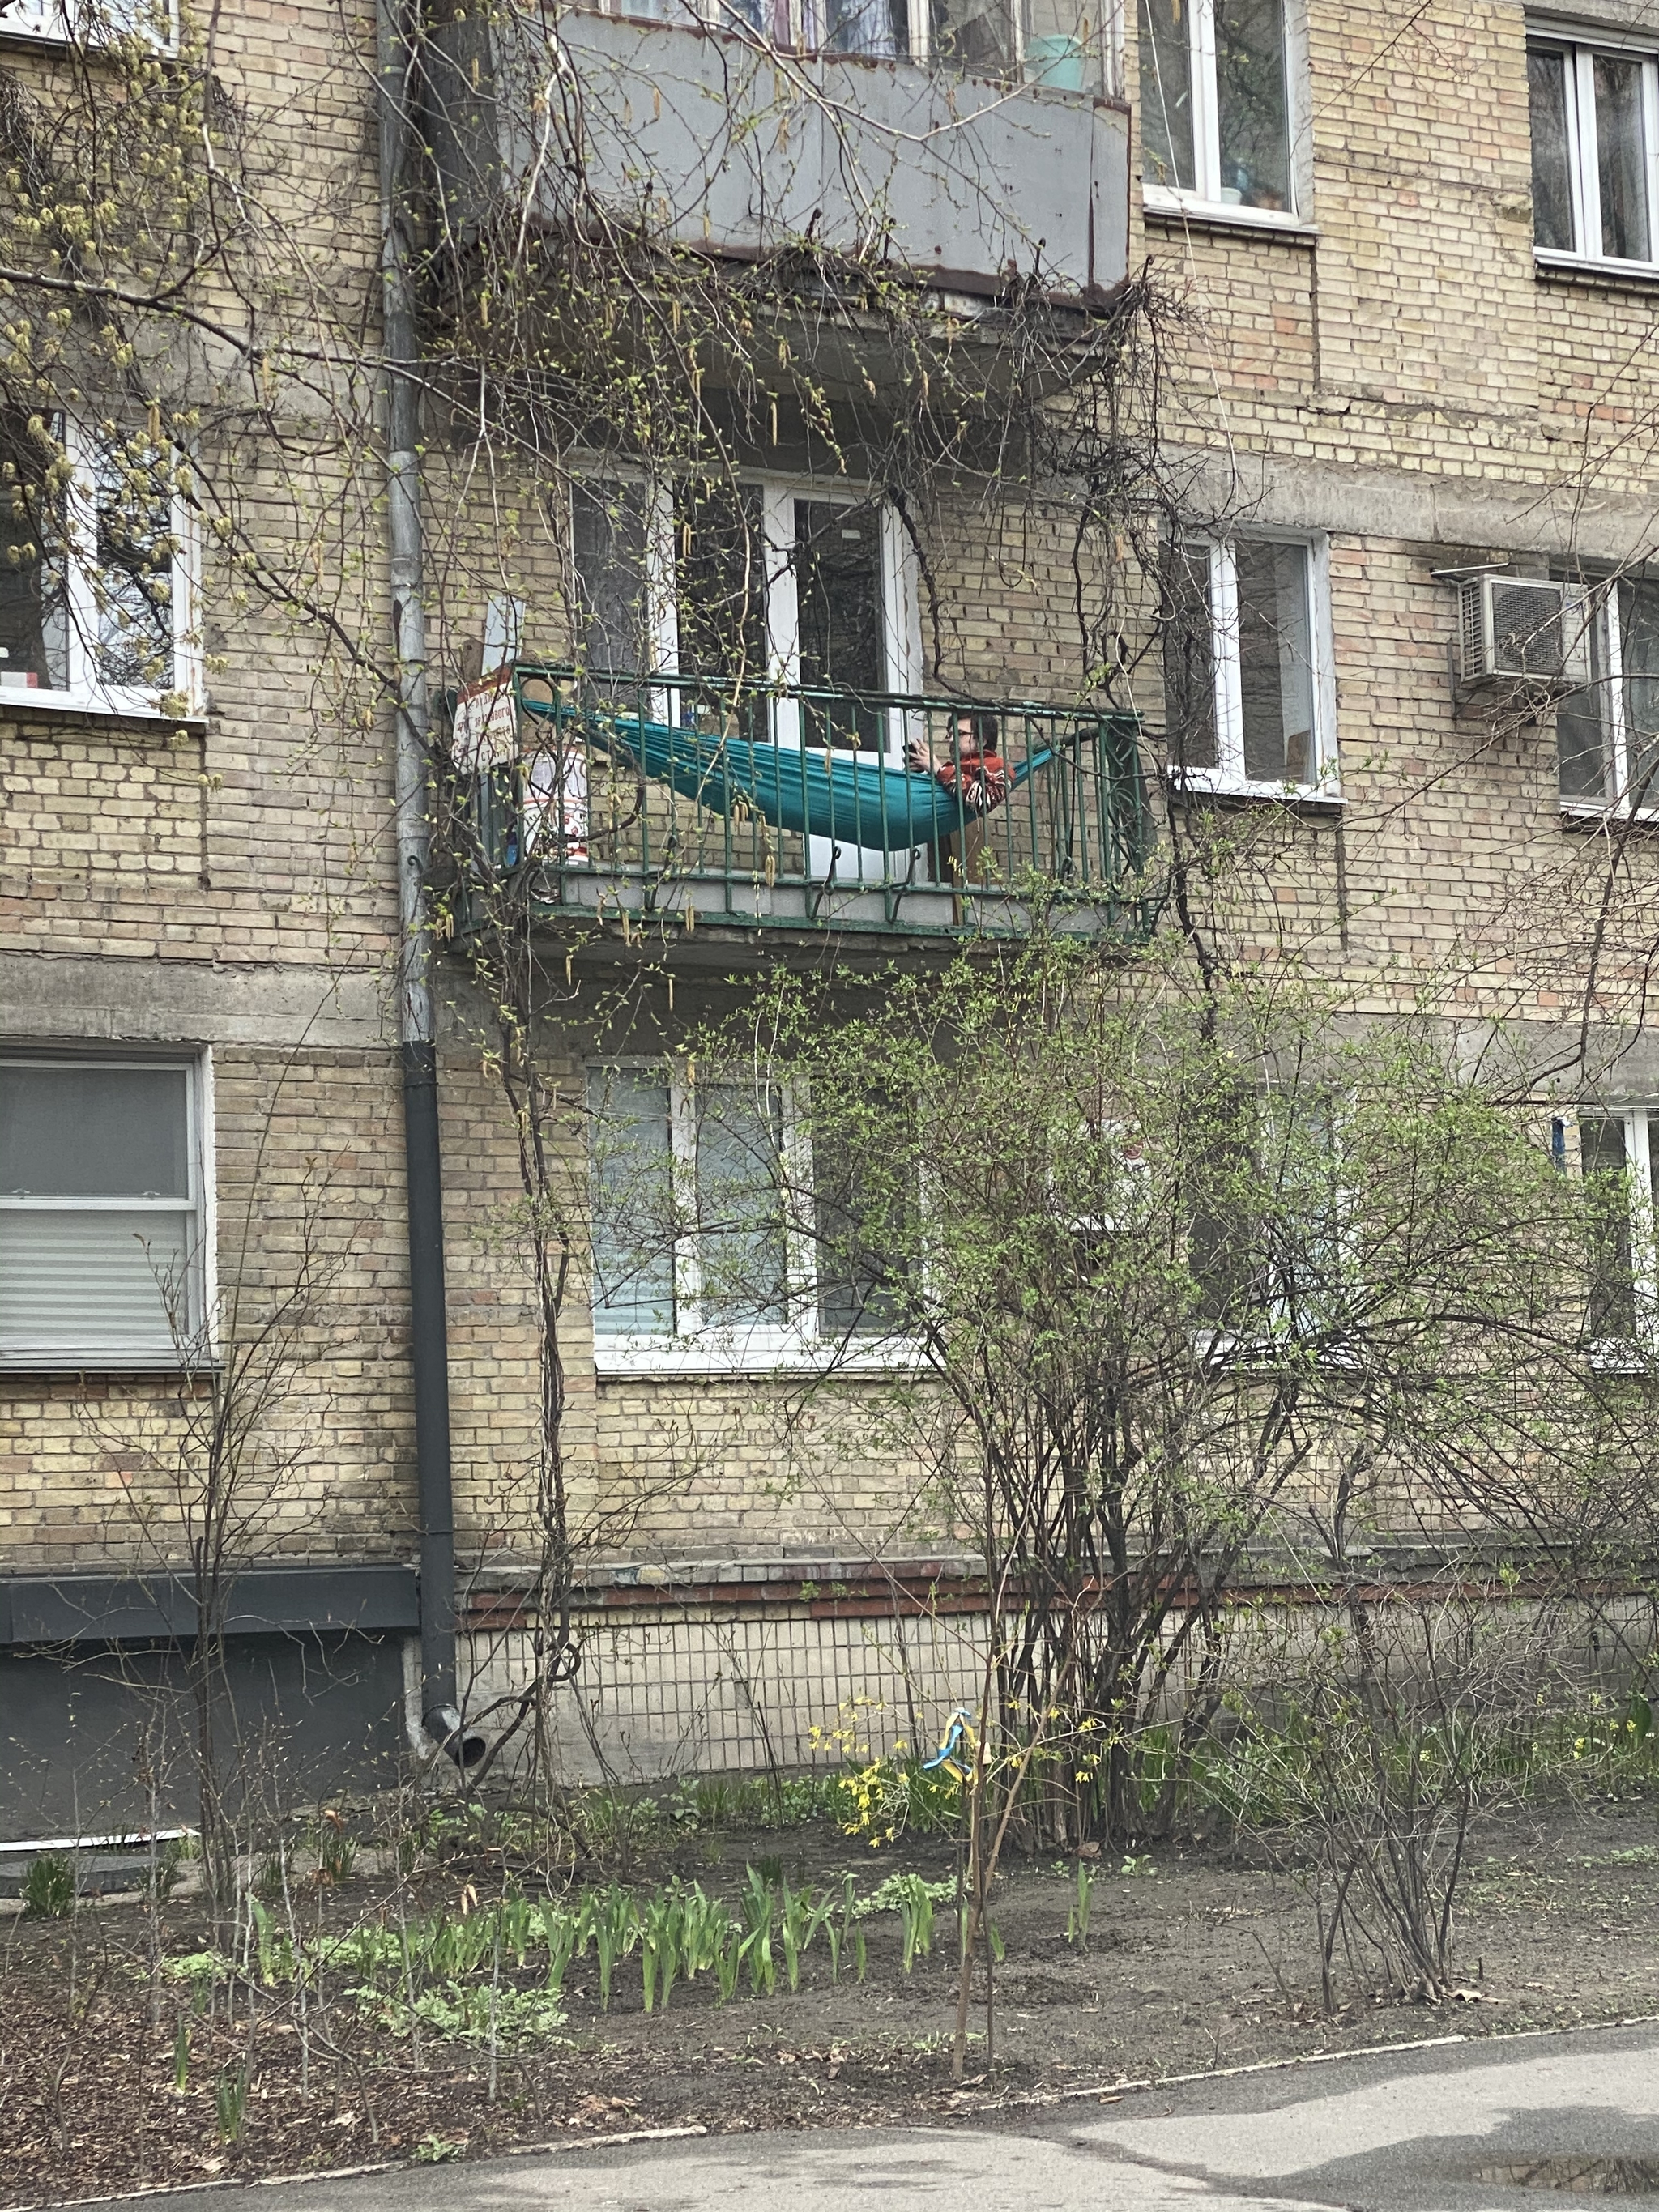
438, 666, 1157, 948
421, 2, 1131, 303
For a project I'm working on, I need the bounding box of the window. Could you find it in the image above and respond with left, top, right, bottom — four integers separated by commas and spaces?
1162, 534, 1335, 795
1578, 1110, 1659, 1348
0, 1055, 209, 1369
571, 474, 918, 721
586, 1065, 906, 1364
0, 411, 198, 715
1, 0, 177, 50
1188, 1085, 1348, 1351
1529, 35, 1659, 269
1140, 0, 1297, 216
1556, 576, 1659, 813
588, 0, 1043, 72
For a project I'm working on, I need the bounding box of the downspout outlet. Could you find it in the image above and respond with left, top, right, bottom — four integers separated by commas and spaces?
424, 1704, 488, 1768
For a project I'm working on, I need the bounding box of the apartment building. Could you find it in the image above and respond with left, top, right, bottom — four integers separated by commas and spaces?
2, 0, 1654, 1836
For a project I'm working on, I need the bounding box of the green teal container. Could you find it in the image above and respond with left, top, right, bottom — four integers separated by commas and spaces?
1024, 32, 1086, 88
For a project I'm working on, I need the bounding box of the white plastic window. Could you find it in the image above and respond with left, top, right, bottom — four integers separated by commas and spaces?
1556, 578, 1659, 816
1529, 36, 1659, 270
569, 473, 921, 715
1162, 535, 1337, 797
0, 411, 200, 717
1578, 1110, 1659, 1351
1, 0, 177, 48
0, 1055, 210, 1369
586, 1064, 902, 1366
1139, 0, 1298, 218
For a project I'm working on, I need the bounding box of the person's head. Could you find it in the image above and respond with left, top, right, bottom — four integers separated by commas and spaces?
954, 710, 1000, 755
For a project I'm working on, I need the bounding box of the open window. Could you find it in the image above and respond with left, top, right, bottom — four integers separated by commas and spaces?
0, 409, 198, 716
0, 1053, 211, 1370
1162, 532, 1336, 798
0, 0, 177, 47
569, 473, 919, 717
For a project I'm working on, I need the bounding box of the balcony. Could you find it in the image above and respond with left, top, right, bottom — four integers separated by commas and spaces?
422, 5, 1131, 301
442, 667, 1156, 943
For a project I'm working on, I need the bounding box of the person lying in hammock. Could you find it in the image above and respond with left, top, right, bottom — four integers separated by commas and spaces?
906, 710, 1010, 814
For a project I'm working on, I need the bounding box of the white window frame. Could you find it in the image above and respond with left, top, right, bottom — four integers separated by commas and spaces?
1529, 26, 1659, 275
0, 0, 178, 50
569, 467, 921, 716
1166, 532, 1338, 801
1558, 578, 1659, 820
0, 412, 202, 719
1139, 0, 1311, 230
1575, 1106, 1659, 1361
0, 1048, 214, 1372
586, 0, 1011, 72
589, 1061, 915, 1375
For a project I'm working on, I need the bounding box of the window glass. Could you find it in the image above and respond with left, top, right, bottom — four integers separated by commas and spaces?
1214, 0, 1290, 210
695, 1084, 789, 1328
0, 0, 173, 43
93, 433, 177, 693
1582, 1115, 1637, 1339
818, 0, 906, 55
813, 1119, 907, 1336
929, 0, 1013, 75
1620, 580, 1659, 808
0, 1065, 189, 1198
793, 500, 885, 752
587, 1072, 676, 1336
1138, 0, 1196, 190
1595, 52, 1651, 260
1189, 1092, 1263, 1330
672, 479, 769, 711
0, 410, 69, 693
0, 1057, 198, 1366
1262, 1093, 1342, 1334
573, 482, 652, 679
1162, 541, 1218, 769
1529, 48, 1576, 249
0, 1209, 190, 1357
1235, 540, 1315, 785
1557, 595, 1612, 804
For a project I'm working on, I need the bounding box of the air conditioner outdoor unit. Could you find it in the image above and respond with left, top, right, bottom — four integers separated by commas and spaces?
1456, 574, 1591, 691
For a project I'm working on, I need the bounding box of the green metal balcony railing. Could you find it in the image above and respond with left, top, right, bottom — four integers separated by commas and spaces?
445, 665, 1157, 940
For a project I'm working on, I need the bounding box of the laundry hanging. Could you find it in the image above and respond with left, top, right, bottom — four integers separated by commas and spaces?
514, 695, 1057, 853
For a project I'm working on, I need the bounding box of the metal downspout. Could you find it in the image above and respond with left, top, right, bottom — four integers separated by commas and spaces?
374, 0, 471, 1762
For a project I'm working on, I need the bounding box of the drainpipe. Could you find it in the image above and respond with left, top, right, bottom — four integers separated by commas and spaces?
375, 0, 474, 1765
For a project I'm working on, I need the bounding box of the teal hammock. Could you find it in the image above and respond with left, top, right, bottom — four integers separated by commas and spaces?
517, 698, 1056, 853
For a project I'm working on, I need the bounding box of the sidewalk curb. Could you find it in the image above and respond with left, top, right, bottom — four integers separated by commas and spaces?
14, 2014, 1659, 2210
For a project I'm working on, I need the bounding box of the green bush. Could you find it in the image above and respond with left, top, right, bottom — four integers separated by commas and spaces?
20, 1852, 75, 1918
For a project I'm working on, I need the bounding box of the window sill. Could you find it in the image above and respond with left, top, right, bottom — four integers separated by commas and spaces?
1587, 1340, 1659, 1375
1141, 190, 1317, 241
594, 1333, 922, 1379
1561, 800, 1659, 829
1166, 769, 1345, 816
0, 690, 205, 734
0, 1353, 215, 1376
0, 18, 178, 55
1534, 248, 1659, 289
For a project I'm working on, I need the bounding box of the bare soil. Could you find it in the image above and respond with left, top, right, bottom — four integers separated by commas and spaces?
3, 1796, 1657, 2209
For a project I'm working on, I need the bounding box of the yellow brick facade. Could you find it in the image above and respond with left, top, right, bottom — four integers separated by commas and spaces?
6, 0, 1659, 1638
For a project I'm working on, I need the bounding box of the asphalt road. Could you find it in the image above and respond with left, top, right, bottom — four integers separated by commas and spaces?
79, 2021, 1659, 2212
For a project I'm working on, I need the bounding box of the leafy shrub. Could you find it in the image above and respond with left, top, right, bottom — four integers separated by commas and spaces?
19, 1852, 75, 1919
